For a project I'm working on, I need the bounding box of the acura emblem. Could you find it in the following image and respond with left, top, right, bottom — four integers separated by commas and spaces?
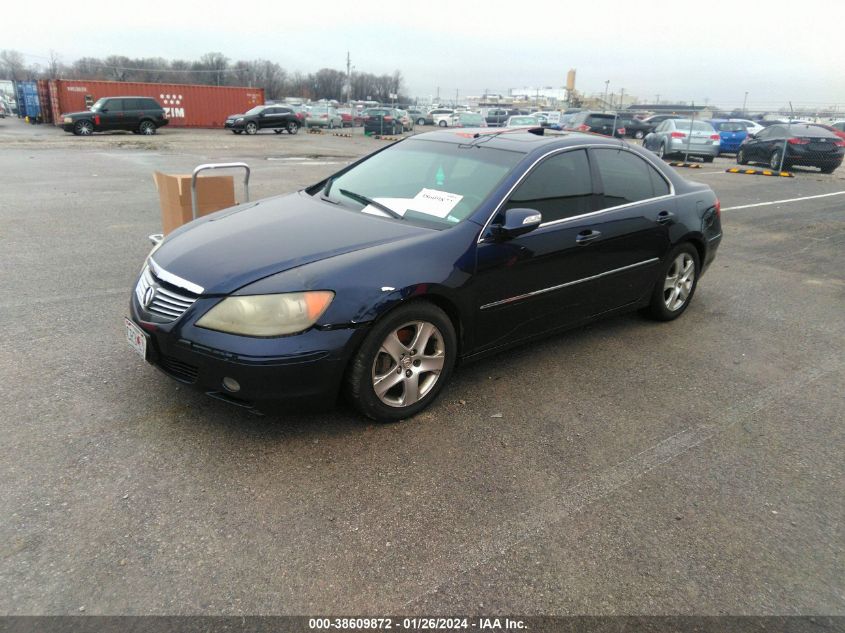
142, 286, 156, 308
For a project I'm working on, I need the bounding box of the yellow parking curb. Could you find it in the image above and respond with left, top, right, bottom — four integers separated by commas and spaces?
726, 167, 794, 178
307, 128, 323, 134
333, 133, 352, 138
668, 162, 702, 168
373, 135, 400, 141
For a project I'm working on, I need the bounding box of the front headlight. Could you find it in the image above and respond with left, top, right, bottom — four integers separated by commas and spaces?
63, 116, 73, 123
235, 117, 244, 123
196, 291, 334, 337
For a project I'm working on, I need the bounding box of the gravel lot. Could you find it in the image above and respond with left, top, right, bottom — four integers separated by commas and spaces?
1, 118, 843, 616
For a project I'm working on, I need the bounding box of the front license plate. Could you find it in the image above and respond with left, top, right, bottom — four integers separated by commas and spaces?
125, 317, 148, 360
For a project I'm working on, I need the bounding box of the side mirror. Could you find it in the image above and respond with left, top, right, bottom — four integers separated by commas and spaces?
493, 208, 542, 239
747, 132, 756, 139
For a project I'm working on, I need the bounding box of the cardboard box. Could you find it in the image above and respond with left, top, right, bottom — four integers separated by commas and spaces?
153, 172, 237, 235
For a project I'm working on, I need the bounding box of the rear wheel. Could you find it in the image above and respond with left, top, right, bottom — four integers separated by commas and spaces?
286, 121, 299, 134
245, 121, 258, 135
736, 147, 748, 164
417, 118, 426, 126
644, 244, 700, 321
73, 120, 93, 136
634, 130, 645, 139
346, 302, 456, 423
657, 142, 668, 159
438, 120, 447, 127
770, 149, 786, 170
139, 120, 156, 135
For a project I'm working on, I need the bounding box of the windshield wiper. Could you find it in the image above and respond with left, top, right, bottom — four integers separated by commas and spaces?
338, 189, 402, 219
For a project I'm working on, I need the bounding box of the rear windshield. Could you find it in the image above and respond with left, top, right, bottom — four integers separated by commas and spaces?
674, 120, 716, 132
714, 122, 746, 132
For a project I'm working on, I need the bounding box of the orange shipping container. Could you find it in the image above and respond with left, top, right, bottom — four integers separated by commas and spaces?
48, 79, 264, 128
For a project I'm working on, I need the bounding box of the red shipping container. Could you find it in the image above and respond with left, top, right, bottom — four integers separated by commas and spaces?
48, 79, 264, 128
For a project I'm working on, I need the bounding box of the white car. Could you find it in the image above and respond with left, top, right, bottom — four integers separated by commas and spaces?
729, 119, 764, 135
504, 115, 540, 128
430, 108, 455, 127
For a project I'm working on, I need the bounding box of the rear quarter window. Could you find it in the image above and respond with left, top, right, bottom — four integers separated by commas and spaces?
592, 148, 668, 207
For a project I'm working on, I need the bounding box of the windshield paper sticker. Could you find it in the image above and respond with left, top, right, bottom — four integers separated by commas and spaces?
410, 189, 463, 218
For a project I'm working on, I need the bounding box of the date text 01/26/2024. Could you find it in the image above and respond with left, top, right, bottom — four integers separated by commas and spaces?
309, 618, 526, 630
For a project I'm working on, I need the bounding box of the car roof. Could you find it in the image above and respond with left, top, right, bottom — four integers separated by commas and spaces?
408, 128, 635, 155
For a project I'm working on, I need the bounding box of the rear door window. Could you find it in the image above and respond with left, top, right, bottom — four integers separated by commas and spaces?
591, 148, 667, 207
503, 149, 594, 223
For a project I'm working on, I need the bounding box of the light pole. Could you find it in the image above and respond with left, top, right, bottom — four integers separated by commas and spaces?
742, 91, 749, 116
604, 80, 610, 111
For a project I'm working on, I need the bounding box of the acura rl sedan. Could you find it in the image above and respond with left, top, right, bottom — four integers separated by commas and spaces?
126, 128, 722, 422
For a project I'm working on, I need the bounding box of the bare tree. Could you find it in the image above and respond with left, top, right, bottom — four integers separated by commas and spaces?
0, 50, 27, 80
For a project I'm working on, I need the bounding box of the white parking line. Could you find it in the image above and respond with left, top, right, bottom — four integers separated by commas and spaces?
722, 191, 845, 211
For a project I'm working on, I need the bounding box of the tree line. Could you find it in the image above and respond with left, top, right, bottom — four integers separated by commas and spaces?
0, 50, 408, 103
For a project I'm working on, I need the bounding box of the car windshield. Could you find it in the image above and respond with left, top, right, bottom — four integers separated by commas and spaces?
89, 98, 108, 112
714, 122, 746, 132
245, 106, 266, 115
314, 139, 522, 228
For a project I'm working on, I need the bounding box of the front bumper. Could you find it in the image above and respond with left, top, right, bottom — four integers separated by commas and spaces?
224, 120, 245, 130
128, 294, 367, 413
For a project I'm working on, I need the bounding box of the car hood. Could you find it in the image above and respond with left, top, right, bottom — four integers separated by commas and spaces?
152, 191, 430, 295
226, 113, 246, 119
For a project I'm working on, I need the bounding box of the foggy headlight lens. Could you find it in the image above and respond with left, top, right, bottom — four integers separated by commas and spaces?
196, 291, 334, 337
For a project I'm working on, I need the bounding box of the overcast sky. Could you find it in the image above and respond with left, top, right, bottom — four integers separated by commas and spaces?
4, 0, 845, 108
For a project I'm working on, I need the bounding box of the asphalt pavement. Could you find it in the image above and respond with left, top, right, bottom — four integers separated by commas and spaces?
0, 119, 843, 616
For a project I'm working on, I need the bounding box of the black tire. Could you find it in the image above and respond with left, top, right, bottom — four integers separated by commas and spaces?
770, 149, 786, 170
736, 147, 748, 165
73, 120, 94, 136
703, 156, 714, 163
274, 129, 282, 134
138, 120, 156, 135
438, 120, 447, 127
286, 121, 299, 134
643, 243, 701, 321
417, 118, 426, 126
634, 130, 645, 139
345, 301, 457, 423
328, 120, 335, 129
245, 121, 258, 135
657, 141, 668, 159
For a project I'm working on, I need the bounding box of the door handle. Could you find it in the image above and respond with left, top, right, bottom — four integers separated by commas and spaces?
656, 210, 676, 224
575, 229, 602, 245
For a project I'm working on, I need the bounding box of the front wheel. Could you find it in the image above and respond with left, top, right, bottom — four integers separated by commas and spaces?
417, 118, 426, 126
73, 120, 94, 136
346, 302, 456, 423
644, 244, 700, 321
245, 121, 258, 135
139, 120, 156, 135
634, 130, 645, 139
438, 120, 447, 127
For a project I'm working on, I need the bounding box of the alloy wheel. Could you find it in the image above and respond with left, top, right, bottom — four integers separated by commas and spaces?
140, 121, 155, 135
371, 321, 445, 408
663, 253, 695, 311
75, 121, 93, 136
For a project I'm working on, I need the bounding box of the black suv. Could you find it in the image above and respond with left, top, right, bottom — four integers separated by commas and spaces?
224, 105, 301, 135
61, 97, 168, 136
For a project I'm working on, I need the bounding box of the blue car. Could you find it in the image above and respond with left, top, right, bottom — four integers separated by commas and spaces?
709, 119, 748, 153
126, 129, 722, 422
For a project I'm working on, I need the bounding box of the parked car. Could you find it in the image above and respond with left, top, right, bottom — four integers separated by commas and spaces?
641, 114, 682, 128
395, 109, 415, 131
830, 121, 845, 133
408, 108, 428, 125
485, 108, 525, 127
617, 115, 653, 139
736, 123, 844, 173
505, 115, 541, 128
708, 119, 748, 153
338, 108, 363, 127
729, 118, 764, 135
362, 108, 403, 135
532, 111, 562, 128
60, 96, 168, 136
224, 105, 301, 135
431, 108, 456, 127
643, 119, 720, 162
564, 111, 626, 138
126, 128, 721, 421
306, 105, 343, 129
448, 111, 487, 128
811, 123, 845, 141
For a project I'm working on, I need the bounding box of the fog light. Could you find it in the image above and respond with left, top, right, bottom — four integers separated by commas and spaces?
222, 377, 240, 393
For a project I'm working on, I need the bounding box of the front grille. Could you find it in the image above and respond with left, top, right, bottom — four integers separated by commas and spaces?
135, 266, 198, 322
158, 355, 199, 383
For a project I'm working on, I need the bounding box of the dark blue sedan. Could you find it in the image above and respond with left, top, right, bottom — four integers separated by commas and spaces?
709, 119, 748, 153
126, 128, 722, 422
